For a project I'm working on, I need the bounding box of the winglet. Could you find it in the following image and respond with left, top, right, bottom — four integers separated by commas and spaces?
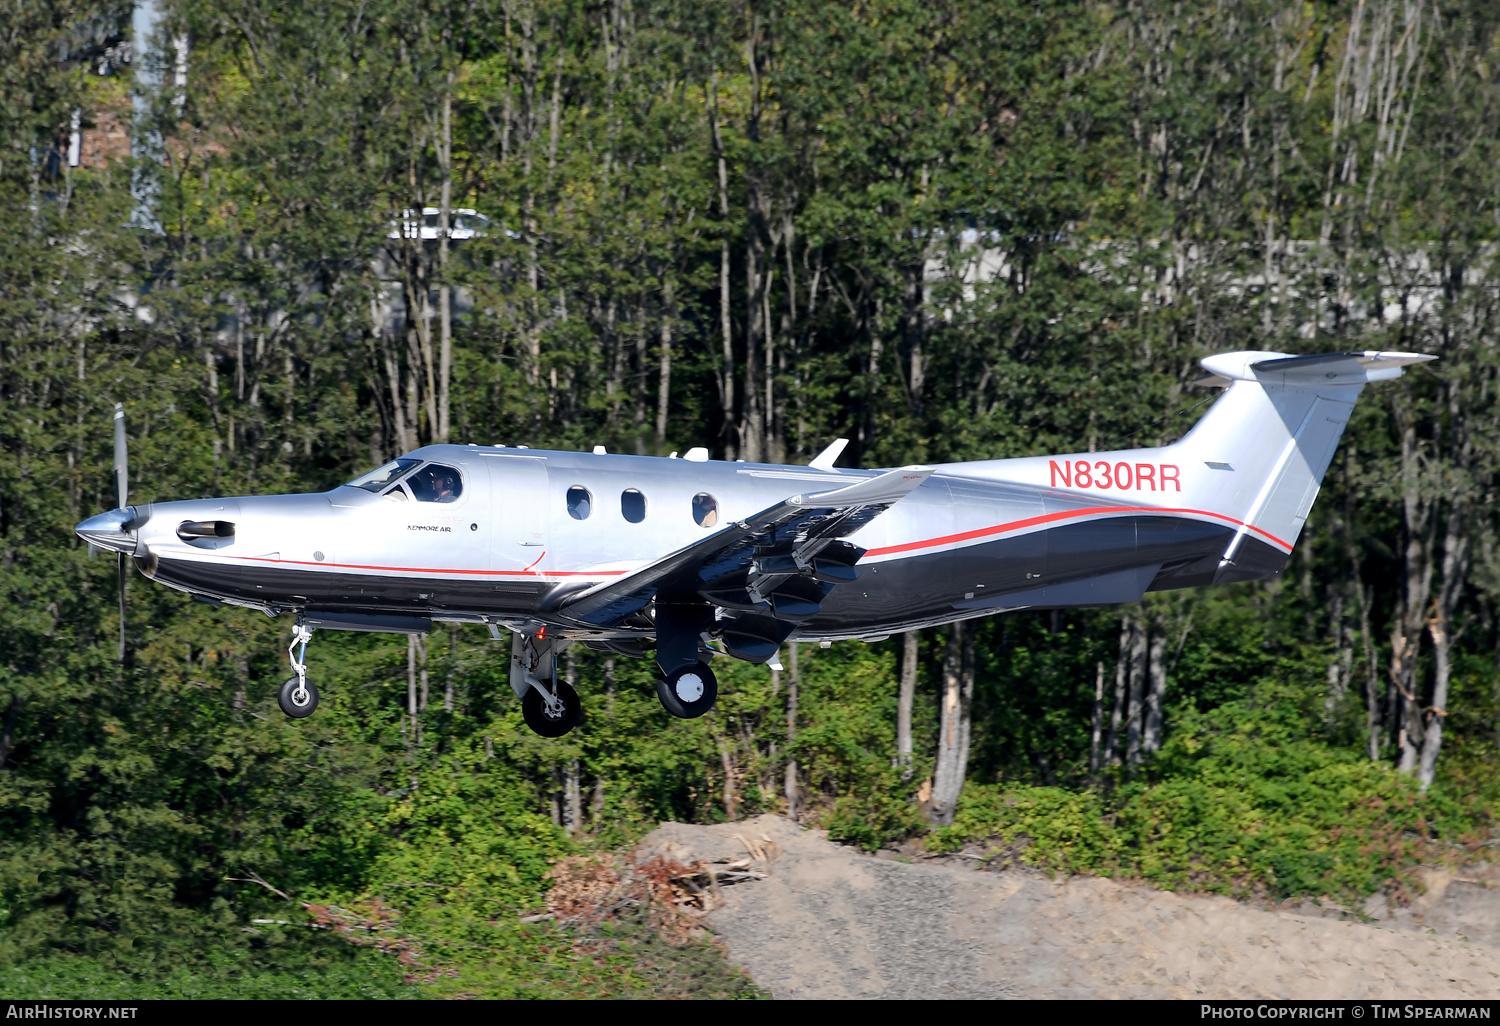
808, 438, 849, 471
791, 465, 933, 508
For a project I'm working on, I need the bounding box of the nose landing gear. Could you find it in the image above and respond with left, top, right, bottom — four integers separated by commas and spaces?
522, 678, 581, 737
278, 623, 320, 718
510, 631, 583, 737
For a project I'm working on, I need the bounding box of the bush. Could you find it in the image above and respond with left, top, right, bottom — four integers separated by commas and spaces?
927, 698, 1484, 903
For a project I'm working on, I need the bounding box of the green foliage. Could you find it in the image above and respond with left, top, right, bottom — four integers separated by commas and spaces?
0, 945, 413, 1000
932, 696, 1481, 903
5, 0, 1500, 999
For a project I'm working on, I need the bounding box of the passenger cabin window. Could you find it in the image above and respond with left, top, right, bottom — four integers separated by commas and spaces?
621, 488, 647, 523
566, 485, 592, 520
693, 493, 719, 528
347, 458, 420, 492
408, 464, 463, 503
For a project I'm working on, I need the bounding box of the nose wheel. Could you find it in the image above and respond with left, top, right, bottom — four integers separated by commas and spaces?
656, 662, 718, 719
278, 675, 320, 718
522, 678, 581, 737
279, 622, 320, 718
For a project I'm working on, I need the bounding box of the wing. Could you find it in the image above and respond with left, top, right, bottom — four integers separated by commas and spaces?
550, 465, 934, 660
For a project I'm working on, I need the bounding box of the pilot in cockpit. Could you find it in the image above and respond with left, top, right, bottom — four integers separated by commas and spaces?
408, 465, 462, 503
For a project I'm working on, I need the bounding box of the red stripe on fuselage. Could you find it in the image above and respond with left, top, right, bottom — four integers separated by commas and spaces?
863, 505, 1291, 558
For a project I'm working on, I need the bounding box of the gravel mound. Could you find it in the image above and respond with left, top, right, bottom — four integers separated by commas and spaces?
640, 814, 1500, 1000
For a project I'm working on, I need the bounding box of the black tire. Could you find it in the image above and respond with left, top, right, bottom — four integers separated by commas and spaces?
522, 679, 581, 737
278, 675, 320, 719
656, 662, 718, 719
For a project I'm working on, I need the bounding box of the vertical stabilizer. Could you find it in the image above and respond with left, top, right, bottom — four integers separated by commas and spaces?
1173, 350, 1434, 581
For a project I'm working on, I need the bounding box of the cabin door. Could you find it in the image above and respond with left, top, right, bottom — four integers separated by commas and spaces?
483, 454, 550, 574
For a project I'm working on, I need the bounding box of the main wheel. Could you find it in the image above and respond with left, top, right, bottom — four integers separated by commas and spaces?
522, 679, 581, 737
656, 662, 718, 719
278, 675, 320, 719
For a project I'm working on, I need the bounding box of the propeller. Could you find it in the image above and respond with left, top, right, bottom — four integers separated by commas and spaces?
114, 403, 128, 664
74, 403, 146, 665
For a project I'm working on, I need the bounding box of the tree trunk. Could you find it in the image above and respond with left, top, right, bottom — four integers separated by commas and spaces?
1089, 660, 1105, 775
1341, 474, 1383, 762
903, 257, 925, 418
563, 758, 582, 834
436, 81, 453, 442
407, 635, 418, 718
1142, 631, 1167, 755
1419, 501, 1468, 790
741, 22, 767, 462
743, 210, 766, 462
1105, 619, 1129, 767
655, 275, 674, 450
931, 622, 974, 826
719, 735, 737, 822
1125, 617, 1147, 768
443, 626, 457, 712
898, 630, 917, 780
708, 72, 734, 458
784, 641, 799, 817
1391, 407, 1435, 776
417, 634, 430, 713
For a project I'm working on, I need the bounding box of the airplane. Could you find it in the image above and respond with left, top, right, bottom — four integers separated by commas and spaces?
76, 348, 1433, 736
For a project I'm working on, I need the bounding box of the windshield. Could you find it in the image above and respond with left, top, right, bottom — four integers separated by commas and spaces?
345, 458, 420, 493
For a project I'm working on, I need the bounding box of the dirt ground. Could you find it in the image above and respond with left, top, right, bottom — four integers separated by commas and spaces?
640, 814, 1500, 1000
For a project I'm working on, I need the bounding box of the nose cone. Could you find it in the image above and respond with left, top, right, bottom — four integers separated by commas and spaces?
77, 507, 145, 554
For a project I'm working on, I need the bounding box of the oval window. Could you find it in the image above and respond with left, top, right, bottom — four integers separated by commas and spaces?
692, 492, 719, 528
566, 485, 593, 520
621, 488, 647, 523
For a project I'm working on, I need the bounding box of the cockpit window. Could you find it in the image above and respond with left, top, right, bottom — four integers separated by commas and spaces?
566, 485, 592, 520
693, 492, 719, 528
346, 458, 420, 492
408, 464, 463, 503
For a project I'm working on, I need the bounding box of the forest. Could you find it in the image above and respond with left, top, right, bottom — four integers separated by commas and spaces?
3, 0, 1500, 999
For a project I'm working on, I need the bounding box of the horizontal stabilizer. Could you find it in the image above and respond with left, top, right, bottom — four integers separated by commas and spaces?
1200, 350, 1435, 386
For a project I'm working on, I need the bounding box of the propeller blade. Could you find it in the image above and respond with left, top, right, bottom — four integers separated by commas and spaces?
112, 403, 128, 664
118, 552, 127, 664
113, 403, 128, 510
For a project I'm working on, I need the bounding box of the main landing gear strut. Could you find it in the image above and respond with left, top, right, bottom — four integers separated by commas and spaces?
279, 622, 320, 718
652, 603, 719, 720
507, 610, 726, 738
